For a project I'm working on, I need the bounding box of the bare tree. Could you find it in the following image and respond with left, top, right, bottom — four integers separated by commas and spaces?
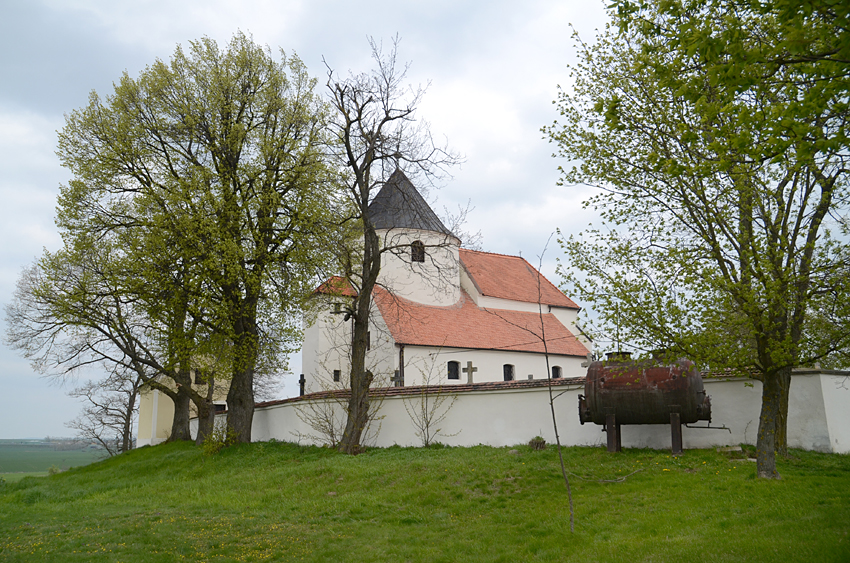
325, 36, 460, 454
401, 350, 460, 447
65, 367, 143, 456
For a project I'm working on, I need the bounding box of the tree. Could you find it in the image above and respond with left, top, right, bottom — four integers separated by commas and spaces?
5, 243, 215, 444
546, 1, 850, 478
53, 32, 335, 443
65, 367, 143, 456
325, 37, 460, 454
401, 351, 460, 447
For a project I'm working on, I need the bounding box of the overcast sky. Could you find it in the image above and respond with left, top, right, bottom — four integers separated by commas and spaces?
0, 0, 609, 439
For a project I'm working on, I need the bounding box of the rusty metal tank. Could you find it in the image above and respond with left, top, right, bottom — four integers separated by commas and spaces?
579, 353, 711, 426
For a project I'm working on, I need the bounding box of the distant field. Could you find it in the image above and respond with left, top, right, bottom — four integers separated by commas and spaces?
0, 472, 48, 483
0, 440, 107, 473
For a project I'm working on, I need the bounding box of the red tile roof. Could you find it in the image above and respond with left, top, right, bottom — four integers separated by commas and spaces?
373, 287, 589, 357
460, 249, 579, 309
314, 276, 357, 298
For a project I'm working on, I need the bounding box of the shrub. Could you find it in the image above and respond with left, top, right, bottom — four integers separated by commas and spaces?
528, 436, 546, 451
202, 422, 237, 456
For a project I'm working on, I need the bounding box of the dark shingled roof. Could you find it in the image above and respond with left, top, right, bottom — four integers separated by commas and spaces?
368, 169, 457, 238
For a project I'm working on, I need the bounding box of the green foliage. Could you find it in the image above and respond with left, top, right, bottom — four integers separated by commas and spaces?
0, 442, 848, 561
547, 0, 850, 477
548, 5, 850, 369
201, 422, 238, 456
46, 465, 62, 476
7, 31, 342, 443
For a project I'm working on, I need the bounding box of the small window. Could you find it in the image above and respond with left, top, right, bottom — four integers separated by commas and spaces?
213, 404, 227, 414
366, 331, 371, 350
503, 364, 515, 381
552, 366, 562, 379
194, 370, 210, 385
447, 361, 460, 380
411, 240, 425, 263
333, 302, 342, 313
333, 369, 341, 382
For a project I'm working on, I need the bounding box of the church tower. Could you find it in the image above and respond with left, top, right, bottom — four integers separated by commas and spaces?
369, 170, 461, 307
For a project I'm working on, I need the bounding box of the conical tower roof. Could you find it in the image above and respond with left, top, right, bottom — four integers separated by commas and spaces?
368, 169, 457, 239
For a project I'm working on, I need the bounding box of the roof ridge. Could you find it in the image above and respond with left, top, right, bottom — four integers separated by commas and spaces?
459, 248, 525, 260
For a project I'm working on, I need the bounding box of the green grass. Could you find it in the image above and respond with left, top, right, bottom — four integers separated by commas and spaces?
0, 441, 848, 562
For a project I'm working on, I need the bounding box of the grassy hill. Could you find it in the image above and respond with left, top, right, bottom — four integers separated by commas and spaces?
0, 441, 848, 562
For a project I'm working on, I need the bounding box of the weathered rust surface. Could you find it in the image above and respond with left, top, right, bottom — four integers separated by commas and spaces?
578, 356, 711, 426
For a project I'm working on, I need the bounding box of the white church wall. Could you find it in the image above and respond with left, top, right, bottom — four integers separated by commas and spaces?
301, 306, 353, 392
137, 389, 173, 447
819, 373, 850, 454
547, 307, 592, 350
400, 346, 587, 385
302, 299, 398, 392
786, 373, 831, 452
377, 228, 461, 307
244, 372, 848, 453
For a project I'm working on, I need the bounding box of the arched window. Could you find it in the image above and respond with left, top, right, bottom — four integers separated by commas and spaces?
411, 240, 425, 262
503, 364, 515, 381
447, 361, 460, 380
551, 366, 562, 379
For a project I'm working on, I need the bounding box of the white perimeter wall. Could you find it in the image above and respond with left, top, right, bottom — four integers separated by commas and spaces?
244, 372, 850, 453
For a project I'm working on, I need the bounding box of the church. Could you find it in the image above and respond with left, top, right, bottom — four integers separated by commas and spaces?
301, 169, 592, 394
138, 171, 850, 453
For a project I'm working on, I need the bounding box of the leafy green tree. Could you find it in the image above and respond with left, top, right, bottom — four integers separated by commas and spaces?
51, 32, 335, 443
547, 1, 850, 478
5, 238, 215, 443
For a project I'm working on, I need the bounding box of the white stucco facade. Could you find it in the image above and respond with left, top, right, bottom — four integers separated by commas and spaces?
377, 227, 461, 307
241, 371, 849, 453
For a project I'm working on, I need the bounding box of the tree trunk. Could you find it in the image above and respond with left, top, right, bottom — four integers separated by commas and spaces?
756, 372, 782, 479
195, 377, 216, 445
338, 219, 381, 454
121, 385, 138, 452
226, 369, 254, 443
339, 295, 375, 453
169, 383, 193, 442
227, 328, 257, 443
339, 369, 374, 454
775, 367, 791, 456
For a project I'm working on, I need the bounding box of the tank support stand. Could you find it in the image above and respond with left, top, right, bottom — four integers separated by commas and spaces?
670, 412, 683, 455
605, 413, 622, 452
